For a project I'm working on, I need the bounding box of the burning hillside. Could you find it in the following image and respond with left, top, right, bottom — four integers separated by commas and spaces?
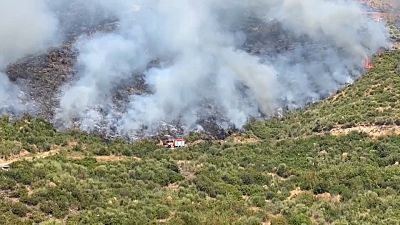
0, 0, 392, 139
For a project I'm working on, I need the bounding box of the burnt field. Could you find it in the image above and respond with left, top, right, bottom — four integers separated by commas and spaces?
4, 18, 311, 138
1, 0, 395, 139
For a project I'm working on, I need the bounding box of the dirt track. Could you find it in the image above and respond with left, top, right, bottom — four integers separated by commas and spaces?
0, 149, 61, 166
0, 148, 141, 167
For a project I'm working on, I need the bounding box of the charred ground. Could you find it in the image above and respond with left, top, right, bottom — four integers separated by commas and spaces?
4, 17, 303, 139
3, 0, 399, 140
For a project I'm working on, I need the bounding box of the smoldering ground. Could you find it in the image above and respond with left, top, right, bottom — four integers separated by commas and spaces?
0, 0, 390, 138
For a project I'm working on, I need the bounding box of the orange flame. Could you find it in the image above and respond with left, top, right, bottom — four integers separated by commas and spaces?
364, 58, 374, 70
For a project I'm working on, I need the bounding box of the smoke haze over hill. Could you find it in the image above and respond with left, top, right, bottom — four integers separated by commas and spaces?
0, 0, 59, 114
0, 0, 390, 137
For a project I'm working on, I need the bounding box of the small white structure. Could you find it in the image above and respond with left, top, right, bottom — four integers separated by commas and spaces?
160, 135, 186, 148
174, 138, 185, 148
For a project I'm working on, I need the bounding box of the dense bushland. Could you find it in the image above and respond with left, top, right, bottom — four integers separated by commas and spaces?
0, 51, 400, 224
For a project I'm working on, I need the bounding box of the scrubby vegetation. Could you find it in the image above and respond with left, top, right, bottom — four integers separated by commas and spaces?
389, 24, 400, 42
0, 50, 400, 224
248, 50, 400, 139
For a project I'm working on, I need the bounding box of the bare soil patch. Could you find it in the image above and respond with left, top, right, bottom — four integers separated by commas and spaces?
230, 134, 260, 144
330, 125, 400, 138
287, 187, 342, 203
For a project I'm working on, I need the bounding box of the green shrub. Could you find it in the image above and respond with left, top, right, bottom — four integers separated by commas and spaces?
289, 213, 311, 225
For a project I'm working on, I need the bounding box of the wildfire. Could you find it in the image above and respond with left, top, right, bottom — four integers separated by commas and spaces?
364, 58, 374, 70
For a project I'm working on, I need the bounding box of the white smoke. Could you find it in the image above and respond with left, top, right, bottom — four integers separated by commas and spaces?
54, 0, 389, 136
0, 0, 59, 114
0, 0, 388, 136
0, 73, 26, 114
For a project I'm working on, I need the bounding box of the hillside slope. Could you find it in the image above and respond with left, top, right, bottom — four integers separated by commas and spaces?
0, 50, 400, 225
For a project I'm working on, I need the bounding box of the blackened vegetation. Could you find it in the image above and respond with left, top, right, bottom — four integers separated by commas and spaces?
6, 42, 78, 118
242, 18, 296, 55
4, 18, 299, 139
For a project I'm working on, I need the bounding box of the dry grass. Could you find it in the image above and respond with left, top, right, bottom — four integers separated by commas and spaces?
287, 187, 341, 203
230, 134, 260, 144
177, 160, 202, 181
330, 125, 400, 138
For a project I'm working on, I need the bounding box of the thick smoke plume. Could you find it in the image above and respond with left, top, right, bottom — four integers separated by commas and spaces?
0, 0, 390, 137
56, 0, 388, 137
0, 0, 59, 114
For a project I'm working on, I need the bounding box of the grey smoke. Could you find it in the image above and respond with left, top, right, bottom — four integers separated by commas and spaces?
0, 0, 59, 114
54, 0, 389, 137
0, 0, 389, 136
0, 0, 117, 115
